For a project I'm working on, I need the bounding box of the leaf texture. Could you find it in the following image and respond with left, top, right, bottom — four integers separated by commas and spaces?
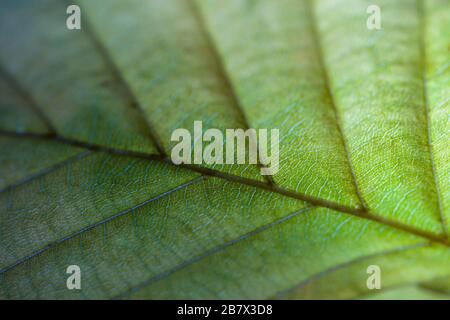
0, 0, 449, 299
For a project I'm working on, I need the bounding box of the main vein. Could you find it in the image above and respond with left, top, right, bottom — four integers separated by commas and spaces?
1, 130, 449, 249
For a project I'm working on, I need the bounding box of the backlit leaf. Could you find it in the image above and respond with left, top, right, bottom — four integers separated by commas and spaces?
0, 0, 449, 299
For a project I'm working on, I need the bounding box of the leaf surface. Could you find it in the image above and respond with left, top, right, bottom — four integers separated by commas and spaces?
0, 0, 449, 299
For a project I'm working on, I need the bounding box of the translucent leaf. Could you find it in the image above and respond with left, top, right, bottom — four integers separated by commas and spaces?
0, 0, 449, 299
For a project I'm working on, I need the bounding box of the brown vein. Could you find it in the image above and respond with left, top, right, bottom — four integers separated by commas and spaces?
0, 130, 352, 212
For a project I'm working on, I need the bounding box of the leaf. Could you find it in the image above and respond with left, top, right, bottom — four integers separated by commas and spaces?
0, 0, 449, 299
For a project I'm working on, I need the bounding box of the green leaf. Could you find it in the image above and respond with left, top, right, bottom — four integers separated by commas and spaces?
0, 0, 449, 299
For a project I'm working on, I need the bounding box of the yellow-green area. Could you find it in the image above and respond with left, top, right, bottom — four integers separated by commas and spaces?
0, 0, 449, 299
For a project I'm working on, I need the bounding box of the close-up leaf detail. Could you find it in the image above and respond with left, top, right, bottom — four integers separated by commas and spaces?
0, 0, 449, 299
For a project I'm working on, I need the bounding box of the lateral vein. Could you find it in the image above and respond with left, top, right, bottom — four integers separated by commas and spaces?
306, 0, 368, 211
187, 0, 275, 186
417, 0, 448, 237
0, 175, 205, 275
